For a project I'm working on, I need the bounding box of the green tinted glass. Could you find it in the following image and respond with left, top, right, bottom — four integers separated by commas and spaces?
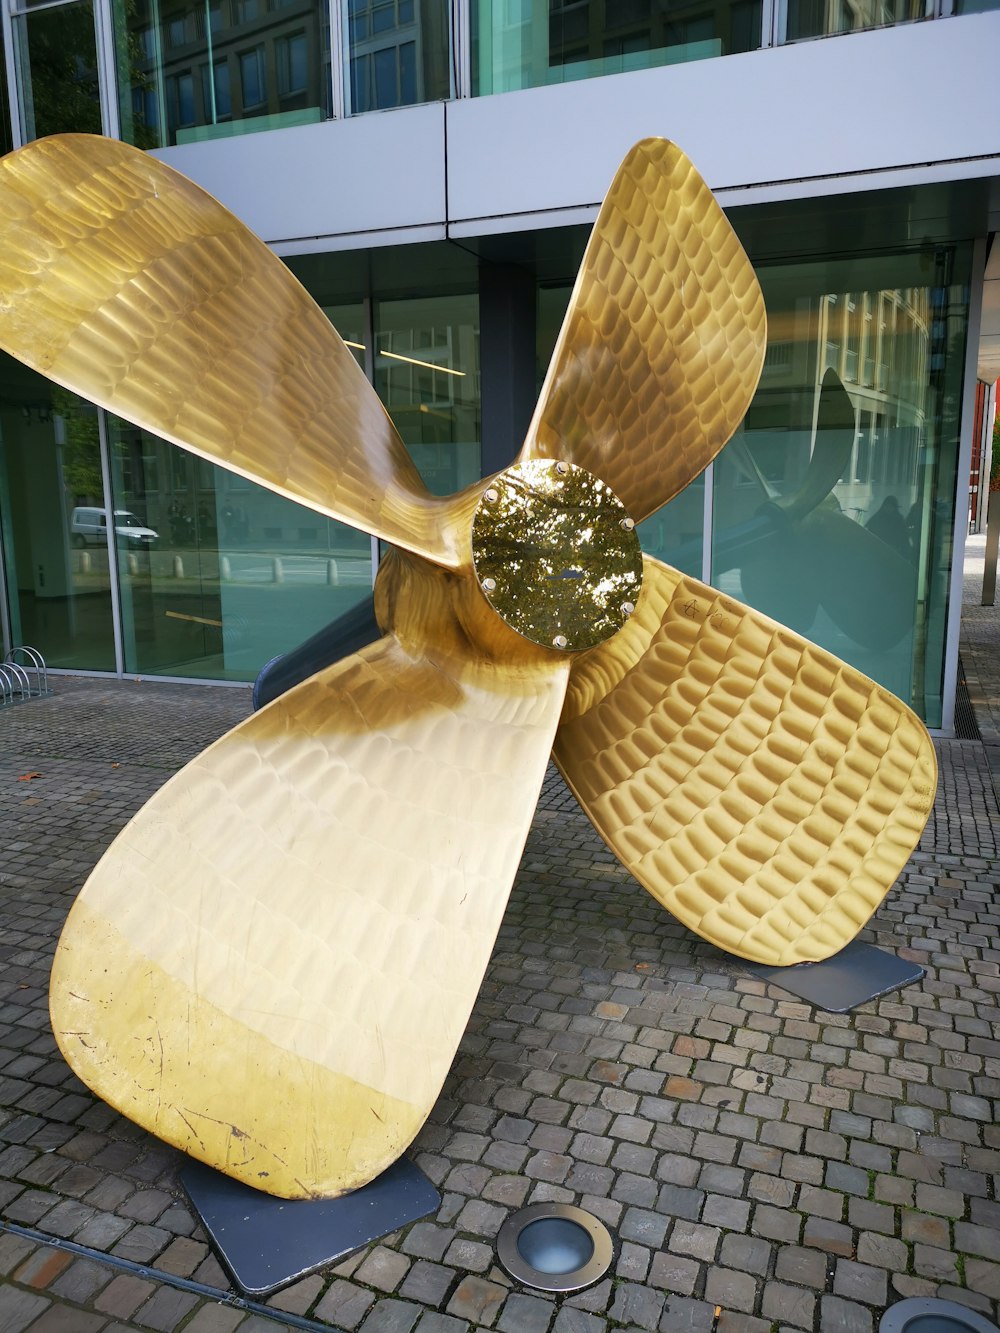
711, 246, 971, 726
0, 360, 116, 669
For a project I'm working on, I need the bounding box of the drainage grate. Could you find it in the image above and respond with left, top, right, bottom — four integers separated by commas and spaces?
955, 657, 982, 741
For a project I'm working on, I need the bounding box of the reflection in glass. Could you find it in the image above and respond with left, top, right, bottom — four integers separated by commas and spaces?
472, 0, 760, 96
784, 0, 927, 40
0, 358, 115, 668
14, 0, 102, 140
107, 420, 374, 681
347, 0, 450, 112
114, 0, 331, 149
712, 247, 970, 726
375, 293, 481, 495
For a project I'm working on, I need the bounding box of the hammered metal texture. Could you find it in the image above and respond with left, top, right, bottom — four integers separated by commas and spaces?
50, 577, 570, 1198
471, 459, 642, 650
0, 134, 468, 567
519, 139, 766, 522
554, 555, 937, 966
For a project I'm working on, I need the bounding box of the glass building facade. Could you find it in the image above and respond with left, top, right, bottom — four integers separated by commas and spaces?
0, 0, 991, 725
0, 216, 972, 725
4, 0, 996, 150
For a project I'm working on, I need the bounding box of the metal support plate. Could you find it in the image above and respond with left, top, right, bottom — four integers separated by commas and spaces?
743, 940, 924, 1013
181, 1156, 440, 1297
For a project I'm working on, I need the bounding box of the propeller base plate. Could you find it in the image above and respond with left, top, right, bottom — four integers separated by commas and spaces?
472, 459, 643, 652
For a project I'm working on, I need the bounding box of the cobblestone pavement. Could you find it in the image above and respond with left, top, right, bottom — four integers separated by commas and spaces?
1, 543, 998, 1333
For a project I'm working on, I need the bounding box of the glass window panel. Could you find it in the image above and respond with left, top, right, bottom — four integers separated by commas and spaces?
277, 32, 307, 93
0, 359, 116, 670
374, 294, 481, 496
710, 246, 971, 726
346, 0, 450, 114
784, 0, 927, 39
472, 0, 760, 96
114, 0, 331, 148
399, 39, 416, 102
373, 44, 397, 105
200, 58, 232, 116
15, 0, 102, 141
350, 53, 371, 109
107, 417, 374, 682
240, 46, 266, 105
373, 1, 396, 32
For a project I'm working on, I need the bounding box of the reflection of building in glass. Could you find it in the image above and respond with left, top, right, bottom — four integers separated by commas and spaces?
120, 0, 332, 147
751, 286, 932, 516
474, 0, 760, 93
0, 0, 995, 731
785, 0, 926, 39
348, 0, 451, 111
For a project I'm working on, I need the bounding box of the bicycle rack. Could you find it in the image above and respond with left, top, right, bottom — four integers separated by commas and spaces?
1, 645, 50, 706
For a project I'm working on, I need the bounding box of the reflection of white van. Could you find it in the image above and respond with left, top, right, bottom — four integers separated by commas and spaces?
70, 507, 158, 549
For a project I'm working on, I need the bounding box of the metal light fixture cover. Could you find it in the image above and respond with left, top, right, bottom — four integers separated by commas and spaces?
0, 135, 936, 1199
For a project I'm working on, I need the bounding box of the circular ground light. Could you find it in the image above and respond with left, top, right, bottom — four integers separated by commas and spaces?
496, 1204, 613, 1293
880, 1298, 1000, 1333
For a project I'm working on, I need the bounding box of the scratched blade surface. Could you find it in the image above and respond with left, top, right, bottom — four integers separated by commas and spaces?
554, 555, 936, 965
49, 581, 569, 1198
518, 139, 766, 522
0, 134, 466, 567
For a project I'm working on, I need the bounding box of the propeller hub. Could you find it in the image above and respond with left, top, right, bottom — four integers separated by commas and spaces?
471, 459, 643, 651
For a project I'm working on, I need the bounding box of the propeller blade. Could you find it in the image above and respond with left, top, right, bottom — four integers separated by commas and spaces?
0, 134, 466, 566
50, 569, 570, 1198
519, 138, 766, 522
553, 555, 935, 966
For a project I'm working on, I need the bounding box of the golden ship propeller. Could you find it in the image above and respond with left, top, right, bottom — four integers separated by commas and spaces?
0, 134, 936, 1198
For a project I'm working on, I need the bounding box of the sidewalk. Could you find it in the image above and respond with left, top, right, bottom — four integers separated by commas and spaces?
0, 543, 998, 1333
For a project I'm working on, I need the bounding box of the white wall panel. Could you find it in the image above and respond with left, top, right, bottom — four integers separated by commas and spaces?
156, 103, 447, 245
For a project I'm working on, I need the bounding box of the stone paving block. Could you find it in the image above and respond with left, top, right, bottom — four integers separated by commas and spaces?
356, 1246, 412, 1293
495, 1291, 555, 1332
94, 1274, 157, 1319
47, 1258, 112, 1304
761, 1281, 815, 1329
551, 1309, 607, 1333
966, 1259, 1000, 1301
445, 1276, 506, 1325
803, 1216, 853, 1257
648, 1250, 700, 1296
19, 1304, 106, 1332
0, 1286, 50, 1332
607, 1281, 665, 1329
819, 1294, 874, 1331
775, 1244, 828, 1287
132, 1285, 200, 1330
704, 1266, 757, 1313
658, 1296, 717, 1331
833, 1258, 888, 1307
399, 1261, 455, 1307
180, 1304, 247, 1333
10, 1248, 73, 1291
314, 1279, 377, 1329
359, 1298, 423, 1332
